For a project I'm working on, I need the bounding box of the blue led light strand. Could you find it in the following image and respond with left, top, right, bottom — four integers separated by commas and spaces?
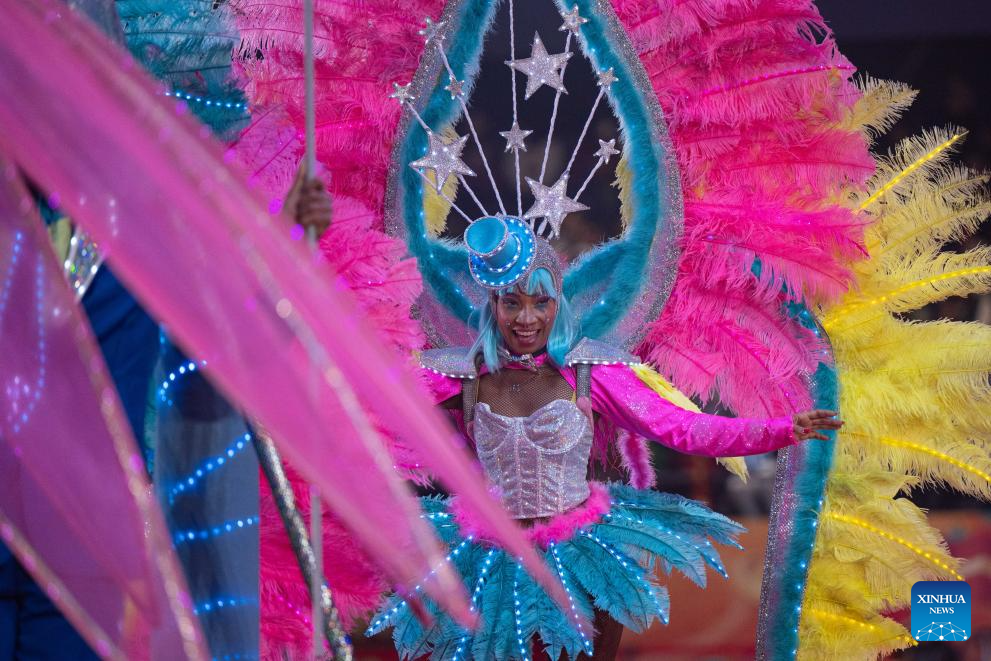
611, 499, 744, 550
158, 359, 207, 406
165, 89, 247, 111
512, 563, 531, 661
451, 548, 498, 661
606, 510, 728, 578
9, 259, 47, 435
193, 596, 258, 616
548, 542, 594, 655
173, 515, 260, 546
0, 232, 24, 321
168, 431, 252, 503
365, 536, 474, 636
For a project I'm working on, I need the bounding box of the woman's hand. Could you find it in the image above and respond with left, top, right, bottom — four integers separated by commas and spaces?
792, 409, 843, 441
283, 161, 332, 238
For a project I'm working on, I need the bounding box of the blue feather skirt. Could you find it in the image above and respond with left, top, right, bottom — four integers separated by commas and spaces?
366, 484, 744, 661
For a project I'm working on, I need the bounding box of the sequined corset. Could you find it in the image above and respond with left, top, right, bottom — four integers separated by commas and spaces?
473, 399, 592, 519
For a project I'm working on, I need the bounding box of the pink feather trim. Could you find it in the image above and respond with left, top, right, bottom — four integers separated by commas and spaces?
617, 431, 657, 489
450, 482, 611, 549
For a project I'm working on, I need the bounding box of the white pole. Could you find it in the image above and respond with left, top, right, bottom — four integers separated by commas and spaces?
303, 0, 318, 246
301, 3, 322, 657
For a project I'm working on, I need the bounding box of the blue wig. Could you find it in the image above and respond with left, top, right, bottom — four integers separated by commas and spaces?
471, 268, 577, 372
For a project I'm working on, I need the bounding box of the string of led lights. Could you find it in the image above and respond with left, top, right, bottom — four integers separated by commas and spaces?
157, 358, 207, 406
164, 88, 247, 112
364, 535, 474, 635
193, 595, 259, 616
548, 542, 594, 656
0, 231, 22, 323
605, 510, 729, 578
167, 431, 253, 504
511, 563, 532, 661
451, 548, 499, 661
577, 530, 669, 625
8, 258, 47, 435
173, 515, 260, 546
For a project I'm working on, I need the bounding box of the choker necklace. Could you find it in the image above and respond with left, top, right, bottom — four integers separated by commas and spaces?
498, 347, 544, 371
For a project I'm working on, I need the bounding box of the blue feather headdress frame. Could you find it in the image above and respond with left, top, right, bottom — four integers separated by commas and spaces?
383, 0, 683, 351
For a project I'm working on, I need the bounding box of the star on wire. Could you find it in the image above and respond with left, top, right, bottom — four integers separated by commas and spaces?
524, 176, 588, 237
388, 82, 415, 105
445, 75, 465, 99
500, 122, 533, 152
418, 17, 446, 44
594, 139, 619, 164
559, 6, 588, 34
596, 67, 617, 89
506, 33, 572, 99
410, 132, 476, 192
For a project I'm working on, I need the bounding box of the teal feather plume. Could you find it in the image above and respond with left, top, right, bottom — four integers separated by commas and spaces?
609, 484, 745, 548
118, 0, 248, 138
534, 576, 588, 661
593, 517, 707, 588
472, 554, 518, 661
558, 535, 653, 631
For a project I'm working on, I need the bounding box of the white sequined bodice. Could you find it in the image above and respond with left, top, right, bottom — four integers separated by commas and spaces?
473, 399, 592, 519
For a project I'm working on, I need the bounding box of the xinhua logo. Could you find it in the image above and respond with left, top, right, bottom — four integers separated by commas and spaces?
911, 581, 971, 642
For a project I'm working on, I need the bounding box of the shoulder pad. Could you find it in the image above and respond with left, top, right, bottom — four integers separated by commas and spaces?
418, 347, 478, 379
565, 338, 639, 367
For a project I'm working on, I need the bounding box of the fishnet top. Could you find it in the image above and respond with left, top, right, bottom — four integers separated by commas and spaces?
475, 362, 575, 416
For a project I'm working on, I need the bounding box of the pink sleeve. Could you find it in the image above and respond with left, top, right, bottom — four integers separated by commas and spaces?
589, 364, 796, 457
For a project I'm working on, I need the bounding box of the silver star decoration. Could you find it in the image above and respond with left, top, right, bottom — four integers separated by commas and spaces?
444, 75, 465, 99
499, 122, 533, 152
506, 33, 572, 99
594, 138, 619, 164
410, 132, 476, 192
418, 17, 446, 44
388, 81, 415, 105
596, 67, 617, 89
523, 176, 588, 237
559, 5, 588, 34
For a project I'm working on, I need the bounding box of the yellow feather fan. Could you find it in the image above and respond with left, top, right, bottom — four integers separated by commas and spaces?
798, 78, 991, 659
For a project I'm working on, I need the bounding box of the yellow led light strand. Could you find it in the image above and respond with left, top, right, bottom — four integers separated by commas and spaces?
859, 134, 963, 211
807, 607, 878, 632
876, 436, 991, 484
823, 265, 991, 330
823, 512, 963, 580
807, 607, 918, 646
866, 200, 991, 255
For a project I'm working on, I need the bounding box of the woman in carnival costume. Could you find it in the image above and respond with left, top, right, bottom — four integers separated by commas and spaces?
366, 215, 841, 660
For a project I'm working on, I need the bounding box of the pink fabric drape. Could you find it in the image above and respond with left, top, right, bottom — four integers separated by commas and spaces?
0, 0, 569, 643
0, 164, 207, 659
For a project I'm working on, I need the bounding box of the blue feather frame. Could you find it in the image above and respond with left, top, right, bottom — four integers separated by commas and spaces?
756, 301, 838, 660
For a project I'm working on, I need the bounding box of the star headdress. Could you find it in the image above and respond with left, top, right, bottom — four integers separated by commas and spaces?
396, 7, 621, 249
